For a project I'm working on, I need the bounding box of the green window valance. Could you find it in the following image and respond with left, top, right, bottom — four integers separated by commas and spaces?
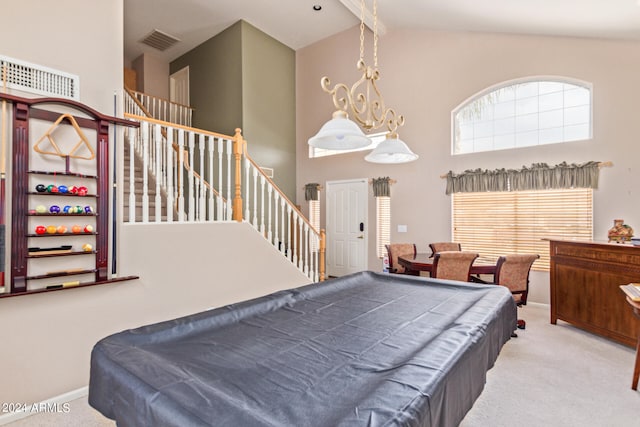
372, 177, 391, 198
445, 161, 601, 195
304, 183, 321, 201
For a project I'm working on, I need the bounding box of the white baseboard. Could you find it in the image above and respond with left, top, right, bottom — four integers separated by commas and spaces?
0, 386, 88, 425
527, 301, 550, 308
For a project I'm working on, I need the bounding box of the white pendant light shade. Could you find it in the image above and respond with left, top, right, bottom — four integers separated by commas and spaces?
308, 110, 371, 150
365, 133, 419, 164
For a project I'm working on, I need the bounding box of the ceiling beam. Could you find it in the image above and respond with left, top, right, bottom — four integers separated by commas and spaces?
338, 0, 387, 36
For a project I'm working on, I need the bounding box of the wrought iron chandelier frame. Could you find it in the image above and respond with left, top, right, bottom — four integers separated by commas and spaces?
320, 0, 404, 135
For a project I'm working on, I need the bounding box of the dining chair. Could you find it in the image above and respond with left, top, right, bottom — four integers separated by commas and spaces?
493, 254, 540, 333
385, 243, 417, 274
431, 251, 479, 282
429, 242, 462, 257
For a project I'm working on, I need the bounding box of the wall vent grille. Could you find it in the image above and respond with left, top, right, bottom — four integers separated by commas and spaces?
260, 167, 274, 178
0, 55, 79, 100
140, 29, 181, 51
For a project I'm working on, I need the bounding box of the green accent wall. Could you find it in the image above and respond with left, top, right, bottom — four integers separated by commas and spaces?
170, 20, 296, 200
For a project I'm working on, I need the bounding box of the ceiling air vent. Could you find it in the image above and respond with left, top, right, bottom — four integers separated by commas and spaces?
140, 29, 181, 52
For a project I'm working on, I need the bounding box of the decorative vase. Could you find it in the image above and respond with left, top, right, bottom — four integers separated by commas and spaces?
608, 219, 634, 243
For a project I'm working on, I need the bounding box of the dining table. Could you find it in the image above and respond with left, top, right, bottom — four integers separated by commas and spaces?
397, 253, 498, 280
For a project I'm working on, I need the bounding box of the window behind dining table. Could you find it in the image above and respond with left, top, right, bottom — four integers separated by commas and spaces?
448, 163, 597, 272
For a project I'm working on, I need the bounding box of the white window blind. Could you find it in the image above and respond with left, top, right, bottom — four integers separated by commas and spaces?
452, 188, 593, 271
309, 199, 321, 251
376, 196, 391, 258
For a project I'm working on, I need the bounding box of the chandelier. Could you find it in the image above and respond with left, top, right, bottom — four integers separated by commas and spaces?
308, 0, 418, 164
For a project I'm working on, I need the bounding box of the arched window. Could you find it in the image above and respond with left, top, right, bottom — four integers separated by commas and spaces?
452, 77, 592, 155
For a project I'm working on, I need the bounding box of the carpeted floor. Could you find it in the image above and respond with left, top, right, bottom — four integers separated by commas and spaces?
461, 303, 639, 426
6, 303, 639, 426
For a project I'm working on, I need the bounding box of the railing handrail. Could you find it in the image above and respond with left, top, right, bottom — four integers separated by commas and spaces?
125, 112, 226, 200
242, 142, 321, 236
122, 90, 325, 281
126, 87, 195, 111
173, 141, 223, 199
124, 113, 233, 140
124, 86, 153, 117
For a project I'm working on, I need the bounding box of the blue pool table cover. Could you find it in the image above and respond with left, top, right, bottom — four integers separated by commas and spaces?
89, 271, 516, 427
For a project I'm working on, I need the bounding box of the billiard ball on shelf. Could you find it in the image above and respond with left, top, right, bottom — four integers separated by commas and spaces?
77, 186, 88, 196
35, 225, 46, 235
56, 225, 67, 234
45, 225, 57, 234
71, 225, 82, 234
68, 186, 78, 194
35, 205, 47, 214
47, 185, 58, 193
82, 243, 93, 252
58, 185, 68, 194
63, 205, 72, 213
49, 205, 60, 214
35, 184, 47, 193
84, 205, 93, 214
84, 225, 94, 233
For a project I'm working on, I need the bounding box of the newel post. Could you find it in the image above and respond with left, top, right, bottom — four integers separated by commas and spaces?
319, 229, 326, 281
232, 128, 244, 222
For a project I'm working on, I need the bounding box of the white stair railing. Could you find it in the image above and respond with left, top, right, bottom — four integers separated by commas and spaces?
124, 115, 232, 223
241, 146, 324, 282
121, 97, 326, 282
125, 87, 193, 126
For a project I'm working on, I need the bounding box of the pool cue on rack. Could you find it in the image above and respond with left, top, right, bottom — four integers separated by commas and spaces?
0, 65, 7, 289
111, 91, 117, 275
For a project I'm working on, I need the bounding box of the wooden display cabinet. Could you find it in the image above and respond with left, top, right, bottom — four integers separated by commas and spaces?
0, 93, 138, 297
550, 239, 640, 347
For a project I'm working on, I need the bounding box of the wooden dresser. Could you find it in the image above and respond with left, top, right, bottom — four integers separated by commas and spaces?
550, 239, 640, 347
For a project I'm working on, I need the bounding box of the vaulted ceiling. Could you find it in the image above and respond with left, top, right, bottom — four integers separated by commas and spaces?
125, 0, 640, 63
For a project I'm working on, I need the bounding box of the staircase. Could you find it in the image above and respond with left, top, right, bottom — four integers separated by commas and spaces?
123, 144, 175, 222
121, 88, 325, 281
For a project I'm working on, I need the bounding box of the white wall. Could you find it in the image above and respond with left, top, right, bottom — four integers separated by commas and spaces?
0, 0, 310, 408
0, 222, 310, 405
131, 53, 170, 99
296, 27, 640, 305
0, 0, 122, 114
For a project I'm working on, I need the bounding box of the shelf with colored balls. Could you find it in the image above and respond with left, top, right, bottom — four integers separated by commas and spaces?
28, 191, 97, 197
28, 170, 99, 179
28, 230, 97, 237
27, 213, 97, 216
29, 204, 96, 215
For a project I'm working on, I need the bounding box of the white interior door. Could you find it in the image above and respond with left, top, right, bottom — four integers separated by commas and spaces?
326, 179, 368, 277
170, 66, 190, 106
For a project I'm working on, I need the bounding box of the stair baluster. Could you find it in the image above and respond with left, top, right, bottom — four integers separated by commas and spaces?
122, 89, 325, 281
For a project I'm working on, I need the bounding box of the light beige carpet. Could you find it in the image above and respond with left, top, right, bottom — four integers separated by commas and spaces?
6, 303, 639, 427
462, 303, 639, 427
